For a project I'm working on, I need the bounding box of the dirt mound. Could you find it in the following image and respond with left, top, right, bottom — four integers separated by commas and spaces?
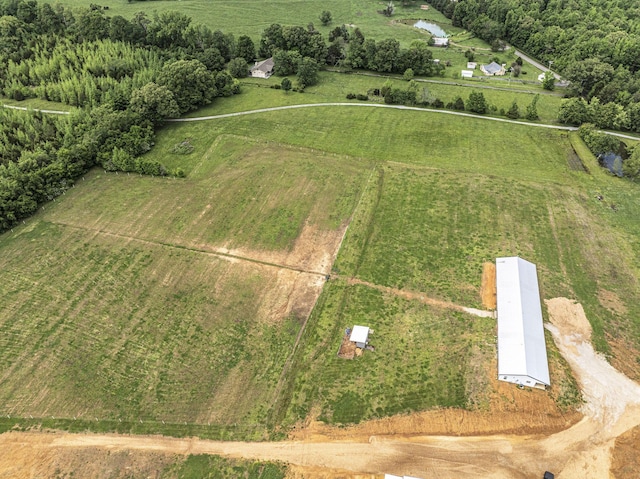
480, 262, 496, 310
611, 423, 640, 479
545, 297, 592, 340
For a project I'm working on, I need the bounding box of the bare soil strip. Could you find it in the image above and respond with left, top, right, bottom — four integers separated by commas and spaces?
480, 262, 497, 310
344, 277, 494, 318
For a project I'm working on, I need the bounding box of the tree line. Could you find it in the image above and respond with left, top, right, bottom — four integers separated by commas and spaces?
424, 0, 640, 132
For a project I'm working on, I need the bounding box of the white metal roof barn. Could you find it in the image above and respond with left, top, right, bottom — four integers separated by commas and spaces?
496, 257, 550, 389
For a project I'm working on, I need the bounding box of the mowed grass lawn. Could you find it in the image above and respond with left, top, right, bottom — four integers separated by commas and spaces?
0, 135, 372, 435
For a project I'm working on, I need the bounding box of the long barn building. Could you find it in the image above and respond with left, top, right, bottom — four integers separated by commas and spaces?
496, 256, 550, 389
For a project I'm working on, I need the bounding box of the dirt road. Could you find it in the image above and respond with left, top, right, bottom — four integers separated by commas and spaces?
2, 297, 639, 478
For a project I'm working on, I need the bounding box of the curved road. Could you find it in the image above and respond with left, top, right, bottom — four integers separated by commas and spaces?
4, 101, 639, 140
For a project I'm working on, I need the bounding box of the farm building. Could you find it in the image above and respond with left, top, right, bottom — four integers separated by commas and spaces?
432, 37, 449, 47
250, 58, 274, 78
496, 256, 550, 390
349, 325, 370, 349
467, 62, 477, 69
480, 61, 506, 76
461, 70, 473, 78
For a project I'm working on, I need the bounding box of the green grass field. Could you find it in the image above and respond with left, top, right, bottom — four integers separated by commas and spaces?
2, 90, 640, 434
0, 135, 372, 437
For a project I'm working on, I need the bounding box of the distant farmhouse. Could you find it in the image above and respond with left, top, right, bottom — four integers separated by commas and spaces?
466, 62, 477, 69
250, 58, 274, 79
480, 61, 506, 76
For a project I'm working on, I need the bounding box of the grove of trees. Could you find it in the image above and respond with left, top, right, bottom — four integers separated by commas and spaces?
0, 0, 247, 232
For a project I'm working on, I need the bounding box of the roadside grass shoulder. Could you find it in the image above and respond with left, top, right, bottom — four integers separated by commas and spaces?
161, 454, 286, 479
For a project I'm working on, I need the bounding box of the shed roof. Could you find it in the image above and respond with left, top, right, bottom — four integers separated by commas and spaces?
496, 257, 550, 386
350, 325, 370, 344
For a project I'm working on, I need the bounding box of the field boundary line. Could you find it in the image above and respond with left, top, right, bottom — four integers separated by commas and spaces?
52, 221, 327, 277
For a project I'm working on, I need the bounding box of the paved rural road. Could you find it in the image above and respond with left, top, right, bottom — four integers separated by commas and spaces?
513, 50, 560, 79
2, 298, 639, 478
4, 101, 639, 140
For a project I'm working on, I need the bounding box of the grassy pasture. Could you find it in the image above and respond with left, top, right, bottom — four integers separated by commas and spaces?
163, 107, 572, 182
183, 72, 562, 123
55, 0, 455, 45
282, 280, 496, 425
281, 160, 640, 424
51, 135, 371, 251
0, 135, 372, 436
2, 103, 640, 434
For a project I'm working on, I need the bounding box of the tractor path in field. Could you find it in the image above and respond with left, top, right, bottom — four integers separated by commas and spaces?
342, 276, 494, 318
3, 298, 638, 478
53, 220, 328, 277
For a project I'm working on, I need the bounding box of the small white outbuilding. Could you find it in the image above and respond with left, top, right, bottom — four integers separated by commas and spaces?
496, 256, 550, 389
349, 325, 370, 349
461, 70, 473, 78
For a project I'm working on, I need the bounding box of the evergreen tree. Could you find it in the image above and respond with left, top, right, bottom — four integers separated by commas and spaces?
506, 100, 520, 119
525, 95, 540, 121
466, 91, 487, 114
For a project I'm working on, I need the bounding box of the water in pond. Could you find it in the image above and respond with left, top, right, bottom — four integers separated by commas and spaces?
414, 20, 448, 37
598, 152, 624, 177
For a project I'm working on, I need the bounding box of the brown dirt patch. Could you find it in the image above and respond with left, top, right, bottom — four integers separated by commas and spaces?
607, 335, 640, 383
480, 262, 497, 310
256, 269, 325, 325
597, 289, 627, 315
337, 333, 357, 359
223, 221, 347, 275
611, 423, 640, 479
286, 465, 377, 479
0, 432, 178, 479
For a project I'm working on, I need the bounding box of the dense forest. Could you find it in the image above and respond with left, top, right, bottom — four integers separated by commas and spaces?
426, 0, 640, 131
0, 0, 243, 231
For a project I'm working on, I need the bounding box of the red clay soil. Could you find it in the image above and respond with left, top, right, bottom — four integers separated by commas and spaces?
480, 262, 497, 310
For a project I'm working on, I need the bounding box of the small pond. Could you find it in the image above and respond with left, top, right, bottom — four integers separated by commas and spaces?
414, 20, 448, 37
598, 152, 624, 177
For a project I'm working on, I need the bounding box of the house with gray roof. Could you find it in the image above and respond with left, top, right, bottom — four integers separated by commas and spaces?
250, 58, 274, 79
480, 61, 506, 76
